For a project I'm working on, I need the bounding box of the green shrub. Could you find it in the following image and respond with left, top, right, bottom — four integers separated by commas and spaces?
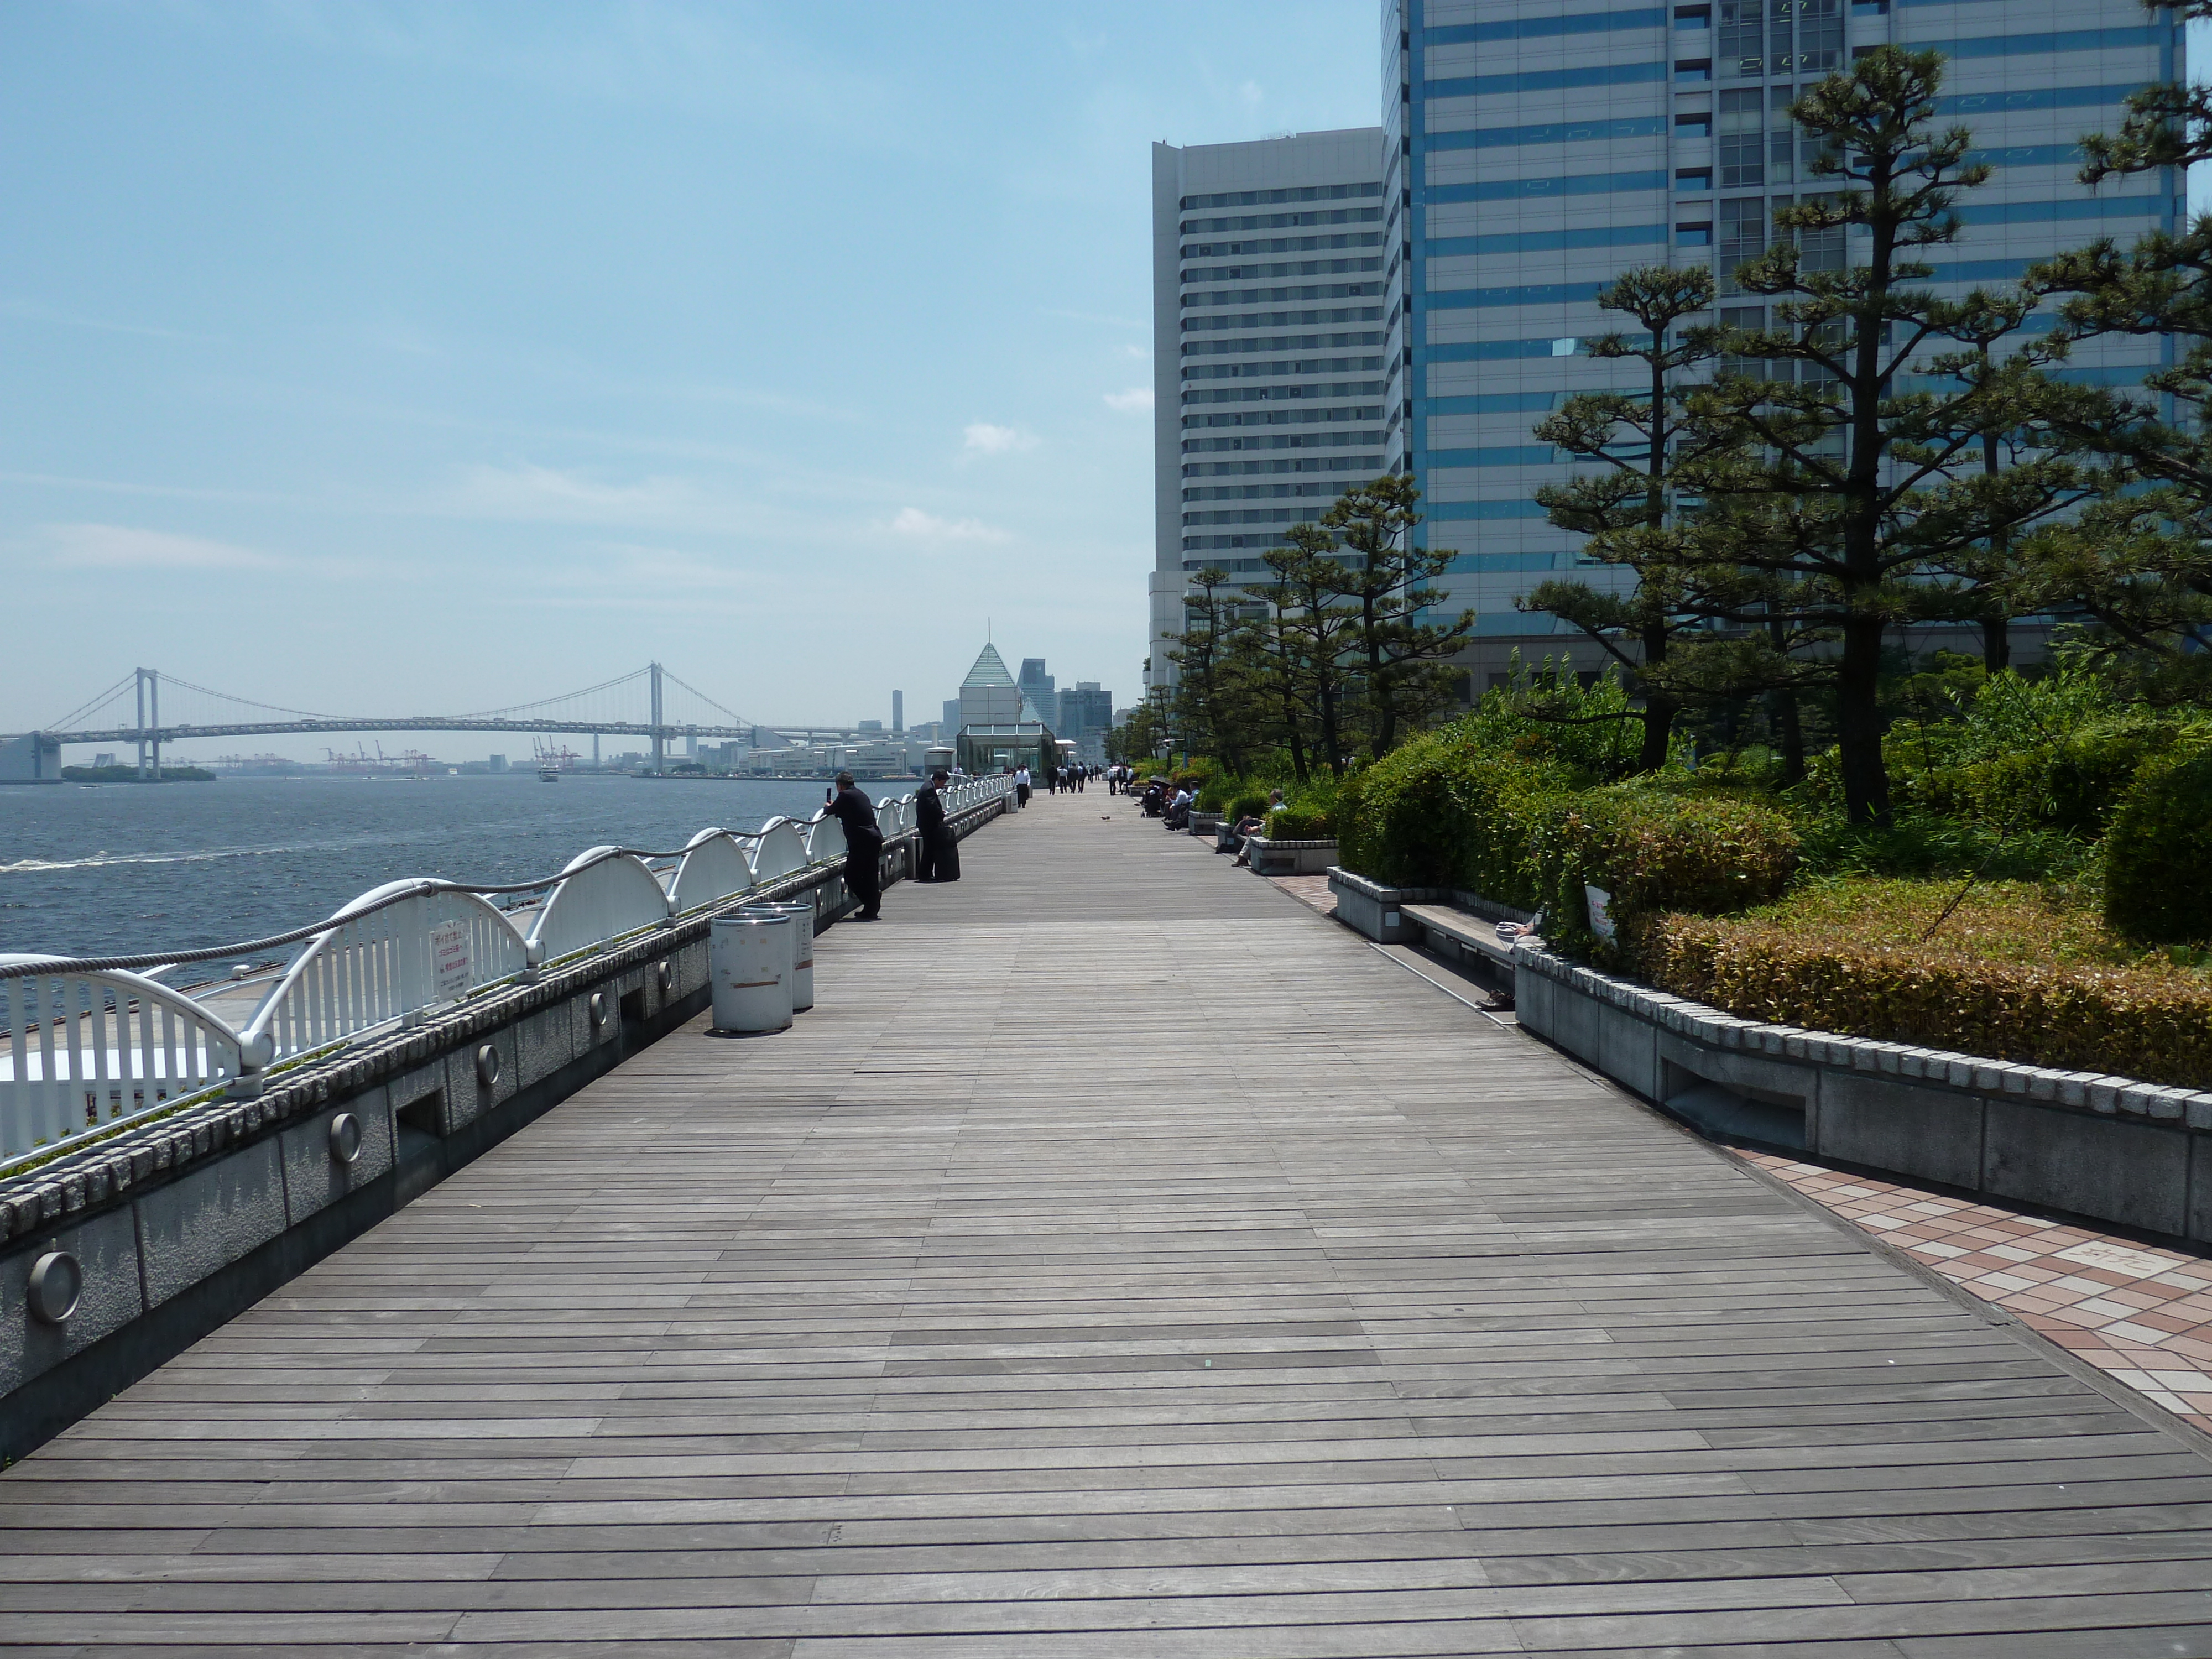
1226, 790, 1275, 822
2105, 740, 2212, 945
1641, 902, 2212, 1089
1531, 789, 1801, 958
1901, 714, 2177, 837
1334, 730, 1573, 902
1265, 806, 1333, 839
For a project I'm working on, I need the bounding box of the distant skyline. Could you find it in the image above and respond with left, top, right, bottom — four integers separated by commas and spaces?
1, 2, 1375, 753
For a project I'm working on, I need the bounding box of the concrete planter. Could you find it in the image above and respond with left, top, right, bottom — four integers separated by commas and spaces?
1512, 940, 2212, 1247
1245, 834, 1338, 877
1327, 860, 2212, 1246
1188, 811, 1223, 839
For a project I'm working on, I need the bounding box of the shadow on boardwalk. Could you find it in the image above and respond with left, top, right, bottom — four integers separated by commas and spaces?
6, 791, 2212, 1656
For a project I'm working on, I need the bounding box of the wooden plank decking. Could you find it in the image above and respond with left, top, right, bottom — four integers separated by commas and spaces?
4, 791, 2212, 1655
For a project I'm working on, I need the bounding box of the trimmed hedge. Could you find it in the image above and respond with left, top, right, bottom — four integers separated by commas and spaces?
1336, 731, 1798, 953
1265, 806, 1333, 839
1640, 909, 2212, 1089
2105, 740, 2212, 945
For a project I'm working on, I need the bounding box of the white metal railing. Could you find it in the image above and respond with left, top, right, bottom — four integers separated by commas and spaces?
243, 885, 532, 1064
0, 773, 1013, 1167
0, 960, 252, 1154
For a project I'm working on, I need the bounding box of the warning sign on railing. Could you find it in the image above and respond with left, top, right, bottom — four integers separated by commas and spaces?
430, 919, 471, 1000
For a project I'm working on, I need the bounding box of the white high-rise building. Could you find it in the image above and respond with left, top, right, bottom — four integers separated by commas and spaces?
1147, 129, 1389, 693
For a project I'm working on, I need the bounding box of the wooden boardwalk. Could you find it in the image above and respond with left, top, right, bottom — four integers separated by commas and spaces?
6, 791, 2212, 1656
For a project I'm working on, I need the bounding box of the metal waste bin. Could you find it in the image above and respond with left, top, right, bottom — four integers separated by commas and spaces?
743, 900, 816, 1011
709, 914, 792, 1034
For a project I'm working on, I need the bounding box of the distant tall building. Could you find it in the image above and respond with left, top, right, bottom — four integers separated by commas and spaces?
892, 690, 904, 734
1149, 128, 1389, 693
1058, 681, 1114, 739
1384, 0, 2184, 682
957, 643, 1024, 730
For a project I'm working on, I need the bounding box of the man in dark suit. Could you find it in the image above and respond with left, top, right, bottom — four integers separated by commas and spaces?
914, 769, 947, 882
825, 771, 885, 920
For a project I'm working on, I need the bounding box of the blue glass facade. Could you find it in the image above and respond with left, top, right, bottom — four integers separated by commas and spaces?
1383, 0, 2184, 679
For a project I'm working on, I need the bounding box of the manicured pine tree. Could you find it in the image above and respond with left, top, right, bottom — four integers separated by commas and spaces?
1667, 47, 2081, 824
1321, 476, 1476, 761
1521, 265, 1724, 773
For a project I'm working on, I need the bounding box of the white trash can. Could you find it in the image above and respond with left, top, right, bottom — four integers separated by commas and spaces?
710, 914, 792, 1034
744, 900, 816, 1011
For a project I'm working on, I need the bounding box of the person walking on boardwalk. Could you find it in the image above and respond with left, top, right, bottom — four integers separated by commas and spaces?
826, 770, 885, 920
1014, 764, 1031, 808
913, 768, 949, 883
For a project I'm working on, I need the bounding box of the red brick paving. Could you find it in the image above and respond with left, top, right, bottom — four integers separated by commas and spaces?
1743, 1150, 2212, 1434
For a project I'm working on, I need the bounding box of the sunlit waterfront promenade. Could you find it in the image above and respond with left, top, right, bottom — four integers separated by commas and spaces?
4, 794, 2211, 1654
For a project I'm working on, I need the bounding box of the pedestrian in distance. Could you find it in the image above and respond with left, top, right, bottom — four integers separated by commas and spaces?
825, 770, 885, 920
914, 768, 950, 882
1015, 764, 1031, 808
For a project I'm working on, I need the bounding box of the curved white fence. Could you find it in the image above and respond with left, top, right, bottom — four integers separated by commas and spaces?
243, 885, 531, 1065
666, 830, 758, 917
529, 847, 672, 966
0, 775, 1014, 1166
1, 959, 251, 1153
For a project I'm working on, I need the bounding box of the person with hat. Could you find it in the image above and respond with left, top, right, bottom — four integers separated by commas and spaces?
825, 771, 885, 920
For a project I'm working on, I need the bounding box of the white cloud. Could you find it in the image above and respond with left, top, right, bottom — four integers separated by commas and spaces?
1103, 388, 1154, 414
888, 507, 1009, 543
43, 523, 287, 571
1118, 343, 1151, 360
962, 422, 1036, 455
445, 461, 703, 524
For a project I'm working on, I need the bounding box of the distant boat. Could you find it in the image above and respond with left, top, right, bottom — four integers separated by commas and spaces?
539, 767, 559, 782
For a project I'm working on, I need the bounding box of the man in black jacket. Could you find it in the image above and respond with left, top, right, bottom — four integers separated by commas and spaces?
914, 769, 948, 882
825, 771, 885, 920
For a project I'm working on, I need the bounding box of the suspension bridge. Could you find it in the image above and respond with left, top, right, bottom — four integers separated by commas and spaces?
3, 663, 825, 779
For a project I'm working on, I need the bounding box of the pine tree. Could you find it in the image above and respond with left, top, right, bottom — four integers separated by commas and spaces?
1522, 265, 1723, 772
2016, 8, 2212, 700
1665, 48, 2080, 824
1321, 475, 1475, 761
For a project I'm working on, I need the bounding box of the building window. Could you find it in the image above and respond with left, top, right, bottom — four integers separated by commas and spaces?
1677, 221, 1715, 246
1677, 166, 1714, 193
1676, 110, 1714, 138
1793, 0, 1843, 74
1719, 88, 1764, 187
1676, 4, 1712, 25
1676, 58, 1713, 82
1719, 0, 1762, 76
1720, 196, 1767, 293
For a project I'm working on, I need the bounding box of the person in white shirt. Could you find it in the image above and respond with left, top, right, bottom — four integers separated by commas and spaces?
1014, 765, 1031, 808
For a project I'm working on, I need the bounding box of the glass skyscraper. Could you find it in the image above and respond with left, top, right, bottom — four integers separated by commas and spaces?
1383, 0, 2185, 684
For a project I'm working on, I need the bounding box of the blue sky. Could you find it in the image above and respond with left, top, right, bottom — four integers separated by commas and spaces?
1, 2, 1376, 745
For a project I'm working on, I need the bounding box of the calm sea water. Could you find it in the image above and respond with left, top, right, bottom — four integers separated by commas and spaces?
0, 775, 843, 961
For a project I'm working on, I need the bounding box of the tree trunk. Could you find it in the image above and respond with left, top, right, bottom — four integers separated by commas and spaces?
1982, 614, 2010, 674
1635, 620, 1674, 773
1836, 613, 1891, 823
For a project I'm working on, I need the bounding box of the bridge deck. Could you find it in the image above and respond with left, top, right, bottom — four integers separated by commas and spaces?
6, 794, 2212, 1656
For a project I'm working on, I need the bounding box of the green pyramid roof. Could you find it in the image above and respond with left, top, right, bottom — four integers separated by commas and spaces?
962, 643, 1016, 688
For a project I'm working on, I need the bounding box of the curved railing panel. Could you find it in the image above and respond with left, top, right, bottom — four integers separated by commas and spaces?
805, 811, 847, 864
751, 818, 810, 881
667, 829, 758, 916
244, 885, 531, 1063
528, 849, 671, 964
1, 958, 247, 1162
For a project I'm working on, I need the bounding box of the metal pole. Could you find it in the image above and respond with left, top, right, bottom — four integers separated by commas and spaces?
650, 662, 664, 775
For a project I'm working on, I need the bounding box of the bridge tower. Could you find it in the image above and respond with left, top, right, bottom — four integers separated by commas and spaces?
650, 661, 664, 776
134, 667, 160, 781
